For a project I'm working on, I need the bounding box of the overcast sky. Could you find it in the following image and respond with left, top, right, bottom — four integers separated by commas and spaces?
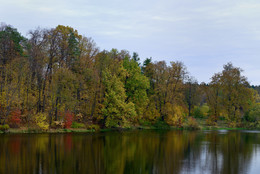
1, 0, 260, 84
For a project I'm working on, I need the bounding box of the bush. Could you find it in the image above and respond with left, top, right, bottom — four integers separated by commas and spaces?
64, 111, 74, 128
247, 104, 260, 122
193, 107, 203, 118
256, 121, 260, 129
193, 104, 209, 118
244, 122, 258, 129
35, 113, 49, 130
143, 102, 161, 122
153, 119, 170, 129
75, 113, 83, 122
87, 124, 100, 131
0, 124, 10, 131
228, 121, 238, 128
139, 119, 152, 127
71, 122, 85, 128
9, 109, 21, 128
206, 115, 217, 126
200, 104, 209, 116
52, 121, 65, 129
165, 105, 185, 128
184, 117, 200, 130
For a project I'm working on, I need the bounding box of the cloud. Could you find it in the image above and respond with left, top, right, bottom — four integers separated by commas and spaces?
1, 0, 260, 84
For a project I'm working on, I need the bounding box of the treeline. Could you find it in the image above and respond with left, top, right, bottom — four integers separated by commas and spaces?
0, 23, 259, 130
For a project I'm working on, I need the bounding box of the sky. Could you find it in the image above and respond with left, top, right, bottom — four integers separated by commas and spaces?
1, 0, 260, 85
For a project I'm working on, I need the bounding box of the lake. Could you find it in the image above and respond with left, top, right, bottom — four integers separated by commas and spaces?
1, 130, 260, 174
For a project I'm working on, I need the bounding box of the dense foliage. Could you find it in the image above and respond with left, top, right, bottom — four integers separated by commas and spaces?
0, 23, 259, 130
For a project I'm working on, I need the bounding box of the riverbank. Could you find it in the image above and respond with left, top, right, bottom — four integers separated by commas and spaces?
0, 126, 250, 134
1, 118, 259, 134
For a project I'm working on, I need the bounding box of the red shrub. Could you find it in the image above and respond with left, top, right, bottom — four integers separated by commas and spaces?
9, 109, 22, 128
64, 111, 74, 128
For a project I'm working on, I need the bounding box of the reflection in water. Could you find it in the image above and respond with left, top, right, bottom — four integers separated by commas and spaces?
0, 130, 260, 174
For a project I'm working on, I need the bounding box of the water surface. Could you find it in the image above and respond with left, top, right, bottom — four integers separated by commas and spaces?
1, 130, 260, 174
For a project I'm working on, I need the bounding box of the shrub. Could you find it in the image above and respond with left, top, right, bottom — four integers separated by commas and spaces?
170, 114, 184, 128
206, 115, 217, 126
52, 121, 65, 129
228, 121, 238, 128
87, 124, 100, 131
71, 122, 85, 128
35, 113, 49, 130
165, 105, 185, 128
139, 119, 152, 127
64, 111, 74, 128
193, 107, 203, 118
256, 121, 260, 129
244, 122, 258, 129
184, 117, 200, 130
143, 102, 161, 122
247, 104, 260, 122
200, 104, 209, 117
153, 119, 170, 129
9, 109, 21, 128
0, 124, 10, 131
75, 113, 83, 122
193, 104, 209, 118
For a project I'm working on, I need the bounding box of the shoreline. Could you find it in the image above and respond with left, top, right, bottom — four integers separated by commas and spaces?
0, 126, 254, 134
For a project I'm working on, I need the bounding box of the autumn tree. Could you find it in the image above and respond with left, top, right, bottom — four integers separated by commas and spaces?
123, 55, 149, 119
202, 74, 222, 123
205, 63, 256, 125
142, 60, 187, 126
219, 63, 254, 123
101, 67, 136, 128
0, 24, 26, 125
184, 77, 200, 116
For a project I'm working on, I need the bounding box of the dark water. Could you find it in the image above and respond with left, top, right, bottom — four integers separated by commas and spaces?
1, 130, 260, 174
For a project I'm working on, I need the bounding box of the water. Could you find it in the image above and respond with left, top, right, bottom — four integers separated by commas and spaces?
1, 130, 260, 174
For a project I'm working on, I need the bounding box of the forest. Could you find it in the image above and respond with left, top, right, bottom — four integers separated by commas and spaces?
0, 23, 260, 132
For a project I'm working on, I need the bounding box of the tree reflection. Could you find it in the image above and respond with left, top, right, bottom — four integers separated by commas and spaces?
0, 130, 260, 174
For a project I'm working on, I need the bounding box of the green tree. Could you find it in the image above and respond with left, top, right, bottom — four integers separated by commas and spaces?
102, 66, 136, 128
123, 56, 149, 119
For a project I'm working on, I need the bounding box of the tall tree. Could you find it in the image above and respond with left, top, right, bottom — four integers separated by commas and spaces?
101, 66, 136, 128
123, 56, 149, 119
220, 63, 253, 122
184, 77, 200, 116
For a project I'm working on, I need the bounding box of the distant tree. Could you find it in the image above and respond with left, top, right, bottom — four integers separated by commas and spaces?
0, 24, 26, 65
132, 52, 140, 65
202, 74, 222, 123
205, 63, 255, 124
220, 63, 253, 122
184, 77, 200, 116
